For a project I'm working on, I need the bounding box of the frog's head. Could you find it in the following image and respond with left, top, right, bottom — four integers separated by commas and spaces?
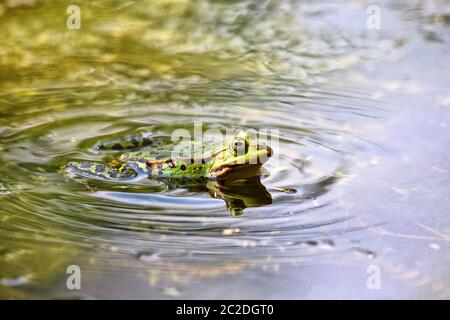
208, 131, 272, 180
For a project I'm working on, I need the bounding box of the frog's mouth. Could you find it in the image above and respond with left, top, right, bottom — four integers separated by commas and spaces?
209, 164, 262, 180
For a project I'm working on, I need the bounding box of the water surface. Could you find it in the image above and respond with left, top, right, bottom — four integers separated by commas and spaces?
0, 0, 449, 299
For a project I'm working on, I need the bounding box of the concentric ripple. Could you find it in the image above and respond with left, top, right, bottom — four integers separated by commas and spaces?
0, 0, 390, 296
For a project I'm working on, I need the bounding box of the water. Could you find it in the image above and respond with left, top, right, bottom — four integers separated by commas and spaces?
0, 0, 449, 299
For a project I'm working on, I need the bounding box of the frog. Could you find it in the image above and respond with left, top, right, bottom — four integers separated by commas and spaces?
63, 131, 273, 214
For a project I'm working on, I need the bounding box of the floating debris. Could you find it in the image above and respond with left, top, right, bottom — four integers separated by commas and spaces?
1, 276, 30, 287
138, 252, 158, 262
353, 246, 376, 259
429, 243, 440, 250
163, 287, 180, 297
392, 186, 409, 198
222, 228, 241, 236
0, 182, 12, 195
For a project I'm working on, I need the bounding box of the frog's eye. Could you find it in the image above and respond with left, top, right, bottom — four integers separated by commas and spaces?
230, 138, 249, 155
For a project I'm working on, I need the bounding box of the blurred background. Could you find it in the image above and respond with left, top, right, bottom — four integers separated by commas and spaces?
0, 0, 449, 299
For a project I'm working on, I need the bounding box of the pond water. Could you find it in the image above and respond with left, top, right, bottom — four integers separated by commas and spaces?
0, 0, 449, 299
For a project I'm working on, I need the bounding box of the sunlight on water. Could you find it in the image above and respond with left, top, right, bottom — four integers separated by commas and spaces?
1, 0, 449, 299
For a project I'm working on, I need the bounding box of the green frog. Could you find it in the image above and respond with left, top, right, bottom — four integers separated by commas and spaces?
63, 131, 273, 214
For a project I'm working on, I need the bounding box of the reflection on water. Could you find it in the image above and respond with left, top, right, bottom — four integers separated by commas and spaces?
206, 178, 273, 215
0, 0, 449, 299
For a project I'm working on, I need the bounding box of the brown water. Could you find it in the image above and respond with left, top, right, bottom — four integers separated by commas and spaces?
0, 0, 449, 299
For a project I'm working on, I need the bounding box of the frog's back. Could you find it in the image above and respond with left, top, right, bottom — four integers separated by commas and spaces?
109, 140, 214, 180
